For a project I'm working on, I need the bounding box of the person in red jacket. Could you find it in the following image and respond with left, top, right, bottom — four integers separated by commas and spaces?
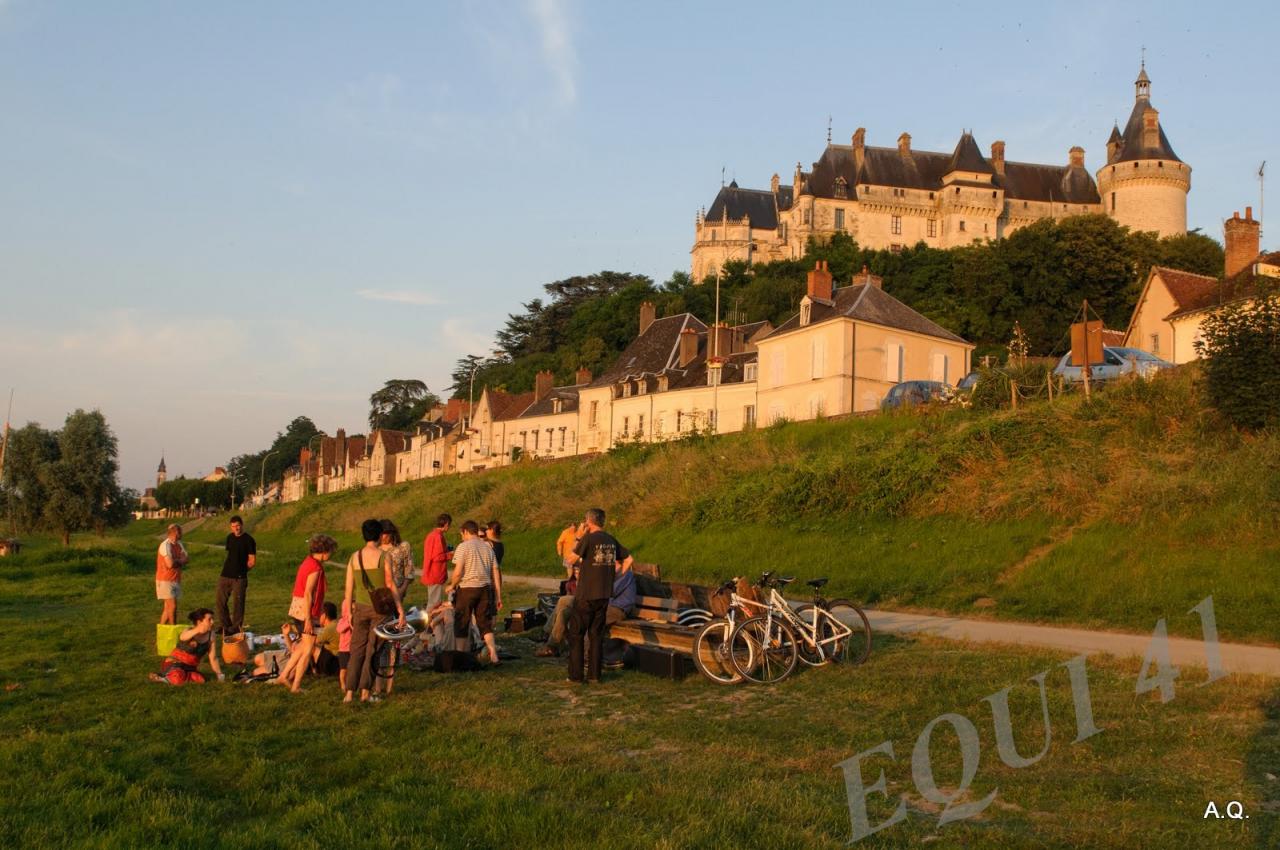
421, 513, 453, 613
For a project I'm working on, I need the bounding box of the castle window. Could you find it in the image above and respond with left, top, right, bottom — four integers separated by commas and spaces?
834, 177, 848, 199
1111, 192, 1116, 212
1158, 161, 1163, 168
992, 191, 997, 199
927, 218, 937, 237
955, 187, 961, 195
834, 208, 845, 230
891, 215, 902, 235
983, 223, 989, 233
890, 243, 903, 253
929, 192, 935, 200
804, 209, 811, 225
1134, 163, 1139, 169
959, 220, 966, 232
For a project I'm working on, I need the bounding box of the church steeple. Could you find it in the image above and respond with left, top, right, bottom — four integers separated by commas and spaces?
156, 455, 167, 488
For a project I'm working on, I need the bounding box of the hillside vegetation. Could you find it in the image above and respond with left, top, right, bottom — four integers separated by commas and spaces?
193, 366, 1279, 643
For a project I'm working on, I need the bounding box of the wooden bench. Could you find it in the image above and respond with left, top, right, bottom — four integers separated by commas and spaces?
608, 593, 701, 655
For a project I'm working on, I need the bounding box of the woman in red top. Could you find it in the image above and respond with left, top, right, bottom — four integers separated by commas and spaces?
275, 534, 338, 693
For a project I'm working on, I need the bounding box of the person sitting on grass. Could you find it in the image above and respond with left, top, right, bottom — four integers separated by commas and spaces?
250, 623, 300, 679
313, 601, 341, 677
150, 608, 224, 685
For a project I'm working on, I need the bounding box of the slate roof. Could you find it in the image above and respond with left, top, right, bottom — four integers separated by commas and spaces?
592, 314, 708, 386
802, 134, 1099, 204
768, 283, 967, 343
487, 390, 537, 422
1111, 95, 1181, 163
704, 183, 784, 229
520, 383, 587, 418
663, 347, 758, 391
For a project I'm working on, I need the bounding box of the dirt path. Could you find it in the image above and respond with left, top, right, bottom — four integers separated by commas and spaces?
502, 574, 1280, 678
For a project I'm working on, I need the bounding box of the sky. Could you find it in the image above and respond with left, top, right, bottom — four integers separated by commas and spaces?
1, 1, 1275, 491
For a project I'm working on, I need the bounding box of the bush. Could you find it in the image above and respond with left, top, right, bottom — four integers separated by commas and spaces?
970, 362, 1055, 411
1196, 286, 1280, 430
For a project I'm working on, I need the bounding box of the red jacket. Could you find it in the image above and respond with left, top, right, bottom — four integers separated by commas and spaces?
422, 528, 451, 585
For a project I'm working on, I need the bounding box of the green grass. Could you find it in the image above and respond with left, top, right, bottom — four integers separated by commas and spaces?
0, 534, 1277, 848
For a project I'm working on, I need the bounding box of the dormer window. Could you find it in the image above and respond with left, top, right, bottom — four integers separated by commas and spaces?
621, 382, 632, 398
636, 380, 647, 396
834, 177, 848, 199
707, 365, 721, 387
744, 362, 758, 382
800, 301, 812, 326
552, 399, 563, 414
657, 375, 669, 392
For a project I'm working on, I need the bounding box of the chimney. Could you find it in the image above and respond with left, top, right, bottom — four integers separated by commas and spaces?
770, 173, 780, 194
1224, 208, 1261, 279
990, 140, 1005, 175
898, 132, 911, 156
1068, 146, 1085, 168
678, 327, 699, 368
639, 301, 656, 335
854, 264, 882, 290
806, 260, 834, 302
575, 366, 592, 385
1142, 107, 1160, 150
534, 369, 555, 402
852, 127, 866, 171
710, 322, 734, 358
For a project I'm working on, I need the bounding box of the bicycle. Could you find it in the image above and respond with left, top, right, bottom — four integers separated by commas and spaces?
690, 577, 770, 685
795, 578, 872, 666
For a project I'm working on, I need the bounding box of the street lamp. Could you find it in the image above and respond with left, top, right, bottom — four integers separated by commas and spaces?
465, 351, 504, 433
259, 450, 279, 505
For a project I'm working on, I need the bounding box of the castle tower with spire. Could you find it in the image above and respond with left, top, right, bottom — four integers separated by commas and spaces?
1095, 62, 1191, 238
156, 455, 167, 489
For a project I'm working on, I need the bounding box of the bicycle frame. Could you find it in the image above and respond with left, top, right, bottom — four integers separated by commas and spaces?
757, 587, 853, 662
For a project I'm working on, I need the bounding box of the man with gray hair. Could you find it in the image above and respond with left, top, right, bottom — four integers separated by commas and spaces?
565, 508, 633, 683
155, 523, 188, 625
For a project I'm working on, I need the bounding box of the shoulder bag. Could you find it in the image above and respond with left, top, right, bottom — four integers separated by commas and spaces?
358, 550, 397, 616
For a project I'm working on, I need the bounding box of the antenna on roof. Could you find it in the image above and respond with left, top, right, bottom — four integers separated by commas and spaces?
1261, 161, 1267, 241
1140, 45, 1146, 70
721, 166, 725, 187
827, 115, 832, 145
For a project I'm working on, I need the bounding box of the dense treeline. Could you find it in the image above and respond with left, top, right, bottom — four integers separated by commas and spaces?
0, 410, 133, 544
451, 215, 1222, 395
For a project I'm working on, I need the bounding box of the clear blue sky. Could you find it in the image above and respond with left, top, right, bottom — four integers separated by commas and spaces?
2, 1, 1274, 490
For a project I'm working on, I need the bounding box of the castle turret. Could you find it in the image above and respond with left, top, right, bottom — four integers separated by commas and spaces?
1096, 62, 1191, 237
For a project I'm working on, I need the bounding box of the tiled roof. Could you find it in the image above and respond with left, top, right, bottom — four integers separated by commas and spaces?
485, 390, 537, 422
371, 429, 408, 454
1101, 328, 1127, 347
592, 313, 707, 386
769, 283, 967, 343
1150, 267, 1222, 319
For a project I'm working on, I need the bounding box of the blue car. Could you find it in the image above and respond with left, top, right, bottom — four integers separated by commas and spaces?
1052, 347, 1173, 383
881, 380, 951, 410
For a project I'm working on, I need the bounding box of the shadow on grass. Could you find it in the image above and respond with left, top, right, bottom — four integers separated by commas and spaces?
1246, 685, 1280, 847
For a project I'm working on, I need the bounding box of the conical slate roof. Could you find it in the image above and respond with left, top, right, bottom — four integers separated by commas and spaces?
945, 132, 994, 175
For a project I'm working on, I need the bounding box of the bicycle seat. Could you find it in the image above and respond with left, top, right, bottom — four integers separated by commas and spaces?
807, 578, 829, 589
775, 576, 795, 586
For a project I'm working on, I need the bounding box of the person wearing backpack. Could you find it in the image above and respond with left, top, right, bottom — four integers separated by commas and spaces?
343, 518, 406, 704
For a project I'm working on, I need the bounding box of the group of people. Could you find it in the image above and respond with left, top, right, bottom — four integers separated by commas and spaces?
152, 506, 633, 694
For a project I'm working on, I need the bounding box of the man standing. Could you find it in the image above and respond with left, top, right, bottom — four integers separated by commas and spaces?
216, 515, 256, 635
156, 523, 188, 625
555, 521, 581, 580
566, 508, 633, 684
421, 513, 452, 613
444, 520, 501, 665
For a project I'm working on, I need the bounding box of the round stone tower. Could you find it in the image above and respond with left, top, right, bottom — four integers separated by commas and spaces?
1096, 63, 1190, 238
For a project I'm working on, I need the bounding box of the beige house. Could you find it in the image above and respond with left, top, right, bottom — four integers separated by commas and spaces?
756, 262, 974, 418
1124, 207, 1278, 364
692, 65, 1189, 280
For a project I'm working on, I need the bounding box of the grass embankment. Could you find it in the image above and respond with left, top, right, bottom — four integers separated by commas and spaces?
0, 531, 1277, 848
190, 366, 1278, 643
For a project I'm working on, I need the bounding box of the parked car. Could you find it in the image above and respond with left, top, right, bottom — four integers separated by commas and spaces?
881, 380, 951, 410
1052, 347, 1173, 383
956, 371, 981, 391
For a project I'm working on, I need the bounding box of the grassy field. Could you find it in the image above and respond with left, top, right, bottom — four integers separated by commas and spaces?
0, 527, 1277, 848
176, 366, 1280, 643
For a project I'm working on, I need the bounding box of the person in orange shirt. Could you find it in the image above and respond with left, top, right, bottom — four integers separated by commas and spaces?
555, 521, 582, 578
421, 513, 453, 613
156, 523, 188, 625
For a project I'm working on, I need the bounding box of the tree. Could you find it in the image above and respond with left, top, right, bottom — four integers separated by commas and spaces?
1, 423, 58, 532
369, 379, 440, 431
226, 415, 321, 497
1196, 285, 1280, 430
25, 410, 127, 545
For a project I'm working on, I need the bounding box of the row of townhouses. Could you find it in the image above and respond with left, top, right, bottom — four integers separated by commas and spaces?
281, 263, 974, 500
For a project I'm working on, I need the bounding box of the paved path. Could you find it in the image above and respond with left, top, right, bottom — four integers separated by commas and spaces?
503, 574, 1280, 678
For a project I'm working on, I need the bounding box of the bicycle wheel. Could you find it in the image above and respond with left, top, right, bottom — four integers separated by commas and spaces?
692, 619, 747, 685
729, 616, 798, 685
793, 604, 839, 667
825, 600, 872, 665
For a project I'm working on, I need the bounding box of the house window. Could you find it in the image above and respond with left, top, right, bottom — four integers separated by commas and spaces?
891, 215, 902, 235
811, 339, 825, 379
744, 362, 758, 382
637, 414, 645, 436
744, 405, 756, 427
890, 243, 903, 253
958, 220, 966, 232
770, 350, 785, 387
588, 401, 598, 428
552, 399, 562, 414
931, 352, 950, 384
834, 208, 845, 230
559, 428, 567, 449
621, 416, 629, 437
676, 411, 683, 431
655, 415, 664, 435
533, 431, 540, 450
1150, 333, 1160, 355
886, 343, 904, 383
707, 366, 721, 387
622, 382, 632, 398
636, 380, 646, 395
927, 218, 937, 237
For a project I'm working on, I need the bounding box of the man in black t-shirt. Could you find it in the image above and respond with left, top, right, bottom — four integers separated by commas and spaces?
566, 507, 633, 683
215, 515, 257, 635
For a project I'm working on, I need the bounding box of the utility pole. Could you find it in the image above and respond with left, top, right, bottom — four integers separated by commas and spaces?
1, 389, 12, 536
1081, 299, 1092, 401
259, 450, 279, 506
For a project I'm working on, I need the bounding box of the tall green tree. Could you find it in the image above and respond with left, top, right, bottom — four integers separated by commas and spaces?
227, 415, 321, 498
1, 423, 59, 532
369, 379, 440, 431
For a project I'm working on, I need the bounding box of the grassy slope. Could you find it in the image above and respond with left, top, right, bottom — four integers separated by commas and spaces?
0, 530, 1276, 849
188, 367, 1279, 643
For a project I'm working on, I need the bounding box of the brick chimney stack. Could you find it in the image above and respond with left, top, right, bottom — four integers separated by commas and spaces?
1224, 207, 1260, 279
575, 366, 592, 385
991, 140, 1005, 175
853, 264, 882, 290
770, 173, 780, 194
852, 127, 866, 171
534, 370, 555, 402
807, 260, 833, 302
710, 323, 734, 359
1142, 107, 1160, 150
678, 328, 699, 368
898, 132, 911, 156
639, 301, 656, 335
1069, 146, 1085, 168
